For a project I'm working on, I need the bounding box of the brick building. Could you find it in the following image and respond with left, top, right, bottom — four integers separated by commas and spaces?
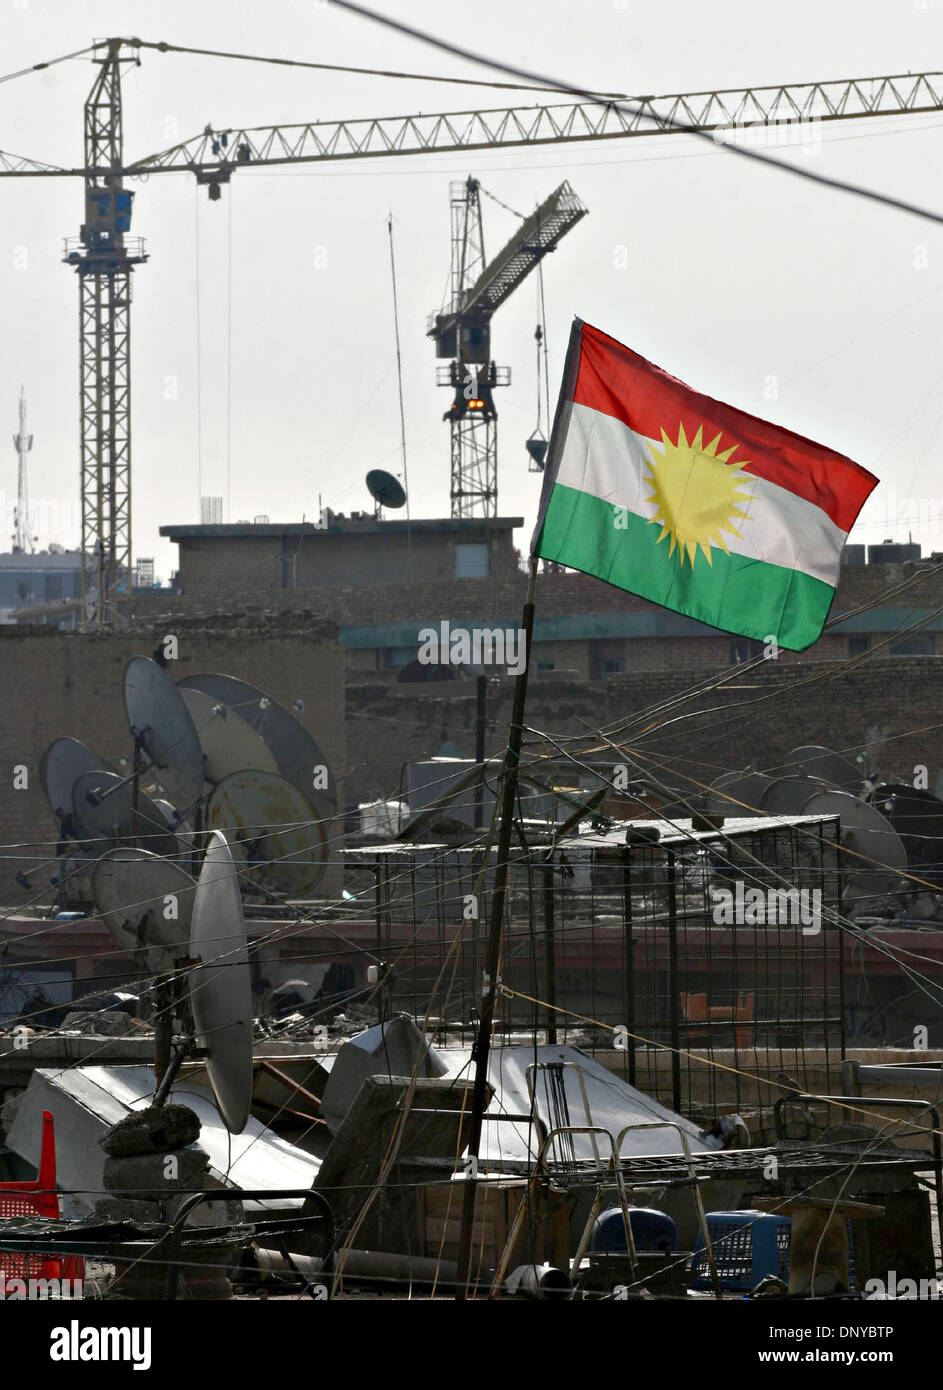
161, 514, 523, 597
158, 513, 942, 679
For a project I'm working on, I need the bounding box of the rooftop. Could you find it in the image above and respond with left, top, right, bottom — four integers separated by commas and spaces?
160, 515, 524, 540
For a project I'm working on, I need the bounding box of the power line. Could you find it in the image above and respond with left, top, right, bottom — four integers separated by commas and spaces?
0, 44, 96, 86
328, 0, 943, 227
133, 37, 587, 94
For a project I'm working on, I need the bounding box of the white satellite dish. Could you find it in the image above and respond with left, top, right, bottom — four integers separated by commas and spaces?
91, 848, 195, 973
706, 771, 774, 817
783, 745, 863, 793
40, 737, 117, 839
803, 789, 908, 899
72, 770, 180, 859
124, 657, 204, 813
188, 830, 253, 1133
177, 686, 279, 785
178, 673, 335, 818
760, 776, 819, 816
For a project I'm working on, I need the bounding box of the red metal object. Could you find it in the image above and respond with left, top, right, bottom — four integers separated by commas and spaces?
0, 1109, 85, 1291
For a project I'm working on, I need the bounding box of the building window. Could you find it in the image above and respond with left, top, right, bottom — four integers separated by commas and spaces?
890, 633, 934, 656
848, 635, 870, 657
589, 640, 625, 680
455, 542, 490, 579
537, 659, 555, 671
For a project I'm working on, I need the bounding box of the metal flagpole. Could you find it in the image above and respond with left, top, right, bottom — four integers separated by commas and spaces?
454, 556, 538, 1299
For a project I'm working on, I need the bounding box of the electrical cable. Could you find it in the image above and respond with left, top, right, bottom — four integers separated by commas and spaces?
326, 0, 943, 227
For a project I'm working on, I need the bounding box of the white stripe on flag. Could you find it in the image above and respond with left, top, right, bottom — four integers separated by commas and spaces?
553, 401, 847, 587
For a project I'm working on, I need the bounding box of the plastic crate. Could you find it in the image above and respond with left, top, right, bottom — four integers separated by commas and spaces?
0, 1110, 84, 1292
691, 1210, 856, 1292
691, 1210, 790, 1290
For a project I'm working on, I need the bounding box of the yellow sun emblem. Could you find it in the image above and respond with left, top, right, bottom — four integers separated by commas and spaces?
643, 422, 754, 567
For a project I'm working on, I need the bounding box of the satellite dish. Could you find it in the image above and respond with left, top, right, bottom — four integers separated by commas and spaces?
802, 789, 908, 898
781, 745, 863, 793
366, 469, 406, 511
91, 848, 194, 973
760, 776, 818, 816
205, 769, 328, 896
706, 771, 775, 817
869, 783, 943, 870
178, 686, 280, 785
151, 797, 181, 828
40, 738, 117, 841
189, 830, 253, 1133
72, 770, 181, 859
123, 657, 204, 813
178, 673, 336, 818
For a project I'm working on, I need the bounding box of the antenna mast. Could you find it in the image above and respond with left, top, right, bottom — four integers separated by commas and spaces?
12, 386, 34, 554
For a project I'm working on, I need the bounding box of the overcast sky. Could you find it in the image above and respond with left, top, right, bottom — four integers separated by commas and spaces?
2, 0, 942, 581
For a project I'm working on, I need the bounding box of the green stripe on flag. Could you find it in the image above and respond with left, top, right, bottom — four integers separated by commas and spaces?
535, 483, 835, 651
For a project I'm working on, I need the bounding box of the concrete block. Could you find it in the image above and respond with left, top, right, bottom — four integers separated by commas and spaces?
103, 1147, 210, 1193
100, 1103, 201, 1157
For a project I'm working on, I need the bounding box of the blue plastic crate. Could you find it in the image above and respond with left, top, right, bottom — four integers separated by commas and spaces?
691, 1210, 790, 1290
691, 1211, 856, 1292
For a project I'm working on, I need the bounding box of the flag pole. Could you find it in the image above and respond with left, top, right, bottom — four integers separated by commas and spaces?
454, 554, 538, 1300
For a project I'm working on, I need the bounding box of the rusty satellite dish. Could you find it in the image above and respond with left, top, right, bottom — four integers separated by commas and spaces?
72, 770, 181, 860
177, 686, 279, 785
189, 829, 253, 1134
802, 789, 908, 898
91, 848, 194, 972
205, 769, 328, 897
124, 657, 204, 813
177, 673, 335, 818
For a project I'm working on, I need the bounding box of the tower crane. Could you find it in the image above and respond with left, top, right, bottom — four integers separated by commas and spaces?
428, 177, 587, 517
2, 39, 942, 622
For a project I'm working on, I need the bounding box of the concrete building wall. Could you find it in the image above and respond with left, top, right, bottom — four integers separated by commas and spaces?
0, 618, 346, 904
168, 521, 522, 601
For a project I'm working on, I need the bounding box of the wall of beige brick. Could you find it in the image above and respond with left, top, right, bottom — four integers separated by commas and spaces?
0, 620, 346, 905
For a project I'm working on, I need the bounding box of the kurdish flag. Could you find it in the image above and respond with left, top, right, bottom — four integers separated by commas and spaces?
532, 319, 878, 651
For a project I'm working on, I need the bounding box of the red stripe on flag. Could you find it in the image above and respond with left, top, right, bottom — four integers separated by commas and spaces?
570, 321, 877, 533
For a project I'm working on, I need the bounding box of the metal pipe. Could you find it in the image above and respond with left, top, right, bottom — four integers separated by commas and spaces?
245, 1246, 459, 1288
163, 1187, 335, 1299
